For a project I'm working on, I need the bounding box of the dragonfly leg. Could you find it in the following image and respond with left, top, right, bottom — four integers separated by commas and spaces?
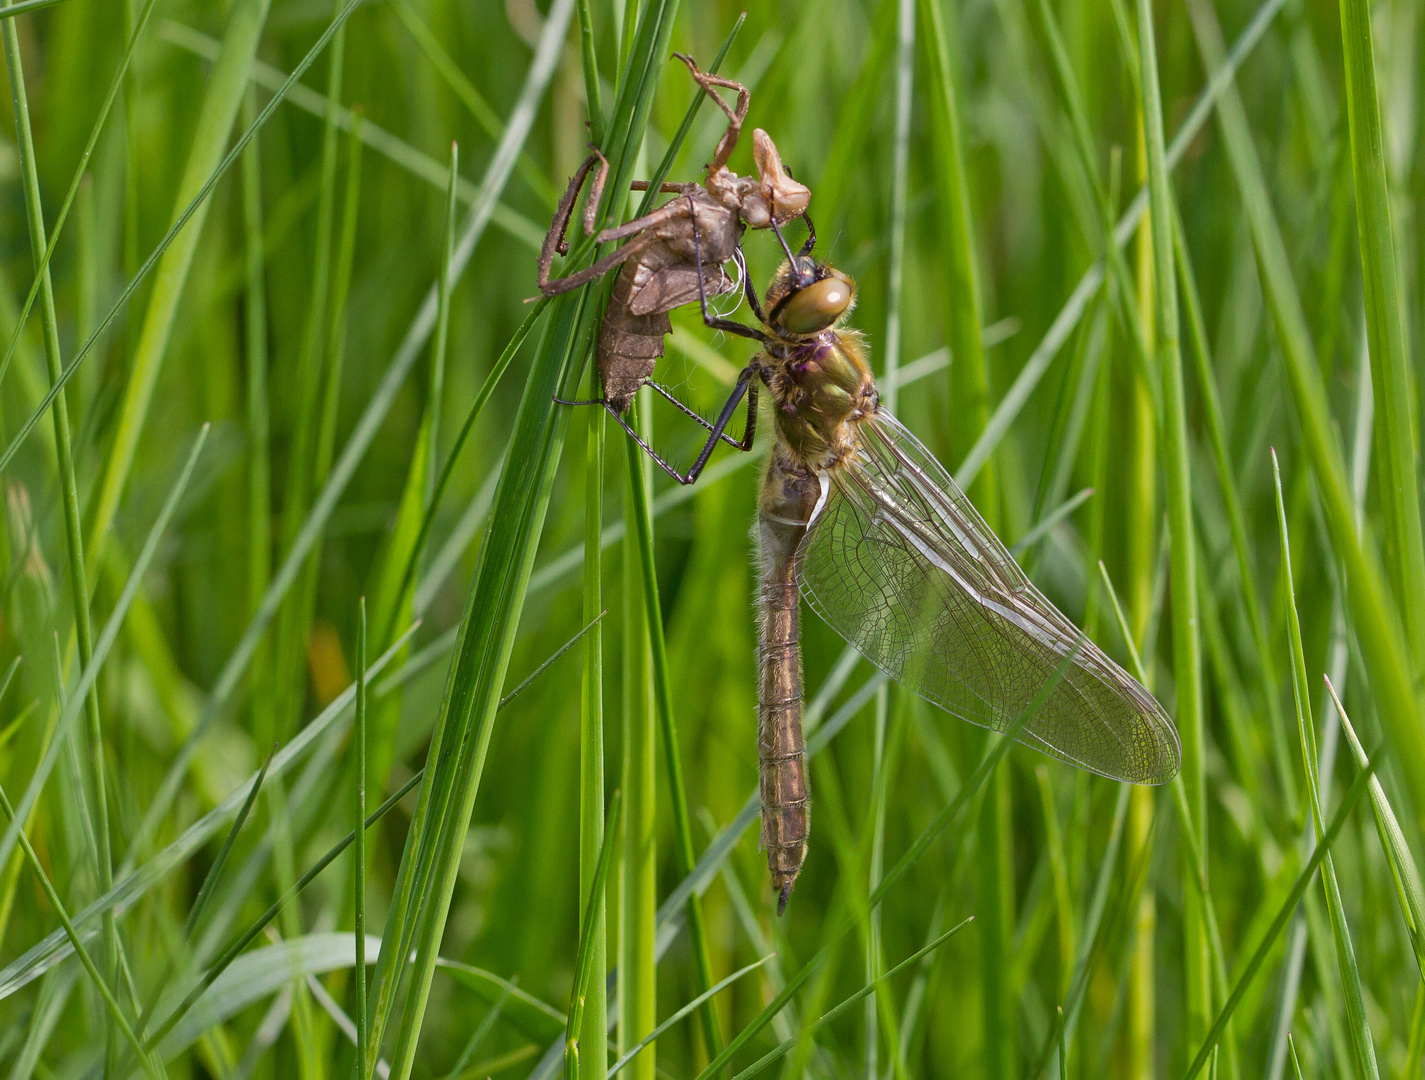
537, 150, 607, 289
672, 53, 749, 173
538, 226, 660, 298
606, 367, 755, 486
646, 379, 747, 449
594, 191, 695, 245
798, 213, 817, 257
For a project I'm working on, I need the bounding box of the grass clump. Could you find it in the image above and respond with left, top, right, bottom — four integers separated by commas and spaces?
1, 0, 1424, 1076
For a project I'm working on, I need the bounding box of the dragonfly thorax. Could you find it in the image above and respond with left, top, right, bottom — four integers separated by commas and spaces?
764, 328, 877, 471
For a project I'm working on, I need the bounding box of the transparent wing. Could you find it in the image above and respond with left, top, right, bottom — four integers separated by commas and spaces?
797, 411, 1180, 784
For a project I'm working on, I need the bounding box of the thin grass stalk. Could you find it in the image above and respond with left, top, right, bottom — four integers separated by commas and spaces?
1137, 0, 1209, 1055
126, 53, 544, 874
135, 747, 272, 1038
1184, 0, 1425, 829
620, 406, 656, 1080
0, 621, 421, 1005
1102, 576, 1240, 1079
387, 0, 555, 204
0, 783, 161, 1080
920, 0, 992, 508
577, 0, 603, 146
85, 0, 271, 573
242, 82, 273, 747
269, 0, 346, 745
1336, 0, 1425, 671
369, 4, 656, 1070
0, 0, 159, 392
865, 0, 915, 1068
1034, 766, 1074, 996
144, 769, 427, 1055
0, 0, 76, 18
567, 792, 621, 1080
0, 0, 476, 481
366, 136, 452, 692
1125, 116, 1160, 1080
1272, 451, 1380, 1079
954, 0, 1289, 491
580, 394, 606, 1079
919, 3, 1012, 1071
694, 657, 1073, 1080
815, 0, 897, 232
1171, 209, 1295, 813
729, 920, 971, 1080
1033, 0, 1159, 410
0, 9, 119, 1063
426, 141, 458, 506
0, 425, 207, 915
157, 20, 542, 250
1326, 678, 1425, 978
623, 425, 722, 1061
354, 598, 369, 1080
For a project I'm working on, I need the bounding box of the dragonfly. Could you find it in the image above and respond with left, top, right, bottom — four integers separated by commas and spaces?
678, 220, 1182, 914
538, 53, 810, 483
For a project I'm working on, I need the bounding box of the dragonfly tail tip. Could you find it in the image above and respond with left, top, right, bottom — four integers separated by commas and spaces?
777, 882, 793, 916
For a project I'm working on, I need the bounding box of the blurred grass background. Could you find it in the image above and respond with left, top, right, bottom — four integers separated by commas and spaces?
0, 0, 1423, 1075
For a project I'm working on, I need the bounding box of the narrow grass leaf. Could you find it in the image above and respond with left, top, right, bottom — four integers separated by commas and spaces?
1185, 0, 1425, 829
1326, 676, 1425, 980
1271, 451, 1380, 1080
1335, 0, 1425, 668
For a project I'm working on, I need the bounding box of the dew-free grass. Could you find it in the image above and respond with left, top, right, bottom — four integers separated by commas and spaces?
1, 0, 1424, 1076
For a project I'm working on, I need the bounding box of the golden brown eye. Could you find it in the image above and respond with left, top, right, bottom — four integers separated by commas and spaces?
778, 271, 854, 335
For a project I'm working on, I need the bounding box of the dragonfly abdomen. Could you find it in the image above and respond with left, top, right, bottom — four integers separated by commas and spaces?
756, 446, 821, 914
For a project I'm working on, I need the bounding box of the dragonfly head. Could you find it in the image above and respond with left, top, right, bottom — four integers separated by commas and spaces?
764, 258, 857, 339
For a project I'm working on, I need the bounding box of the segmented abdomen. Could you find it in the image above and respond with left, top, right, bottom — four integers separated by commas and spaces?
756, 445, 821, 914
597, 261, 669, 413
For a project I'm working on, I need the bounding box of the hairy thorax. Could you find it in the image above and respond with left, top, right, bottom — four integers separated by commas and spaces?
763, 329, 878, 472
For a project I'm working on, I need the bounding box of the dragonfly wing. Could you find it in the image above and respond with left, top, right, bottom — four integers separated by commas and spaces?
797, 411, 1180, 784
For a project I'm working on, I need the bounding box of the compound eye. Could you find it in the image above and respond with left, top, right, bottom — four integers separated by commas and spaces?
779, 271, 854, 335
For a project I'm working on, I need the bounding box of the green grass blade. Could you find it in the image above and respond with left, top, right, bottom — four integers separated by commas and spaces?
0, 0, 159, 391
0, 0, 361, 482
0, 782, 161, 1079
1136, 0, 1209, 1053
86, 0, 271, 572
1272, 451, 1380, 1080
0, 622, 420, 1003
1326, 676, 1425, 980
610, 956, 775, 1077
920, 0, 993, 505
156, 20, 544, 250
355, 598, 369, 1080
367, 3, 655, 1072
620, 413, 657, 1080
623, 427, 722, 1061
1181, 746, 1379, 1079
389, 0, 556, 203
729, 919, 972, 1080
579, 379, 607, 1080
1335, 0, 1425, 670
565, 791, 620, 1080
1184, 0, 1425, 832
0, 422, 208, 920
0, 5, 124, 1063
125, 72, 539, 869
0, 0, 75, 17
954, 0, 1289, 490
1171, 209, 1295, 813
